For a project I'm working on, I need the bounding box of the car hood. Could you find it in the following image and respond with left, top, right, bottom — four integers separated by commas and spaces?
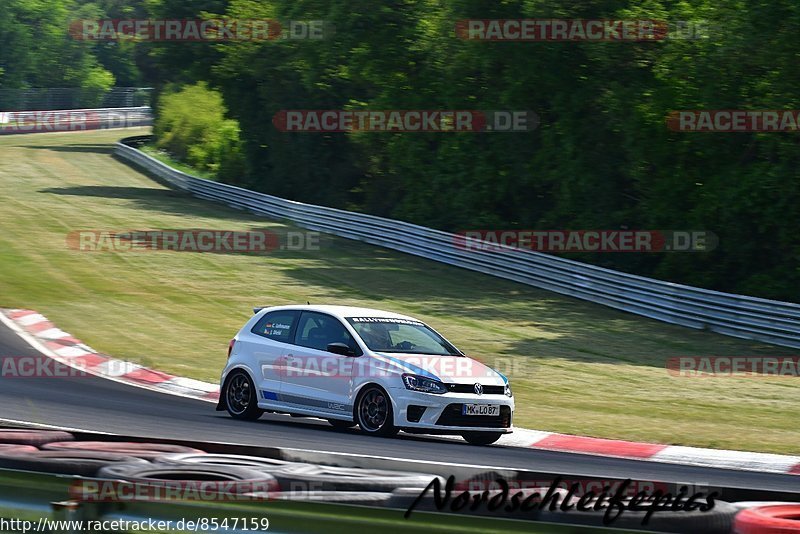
372, 352, 506, 386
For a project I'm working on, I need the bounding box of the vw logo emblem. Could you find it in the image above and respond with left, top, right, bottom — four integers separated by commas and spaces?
474, 383, 483, 395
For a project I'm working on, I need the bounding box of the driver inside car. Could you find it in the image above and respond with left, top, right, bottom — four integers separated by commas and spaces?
359, 323, 393, 350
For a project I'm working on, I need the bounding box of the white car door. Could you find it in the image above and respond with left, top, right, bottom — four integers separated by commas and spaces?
242, 309, 300, 403
281, 311, 360, 416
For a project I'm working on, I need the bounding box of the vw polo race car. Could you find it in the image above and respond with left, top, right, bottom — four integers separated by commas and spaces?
217, 305, 514, 445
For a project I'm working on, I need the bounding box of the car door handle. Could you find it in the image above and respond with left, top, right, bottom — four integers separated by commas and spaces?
285, 354, 295, 360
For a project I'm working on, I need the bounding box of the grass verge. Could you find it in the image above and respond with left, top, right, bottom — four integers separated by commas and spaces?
0, 128, 796, 454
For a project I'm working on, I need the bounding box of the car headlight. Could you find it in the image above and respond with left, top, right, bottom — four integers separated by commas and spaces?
504, 383, 513, 397
402, 374, 447, 394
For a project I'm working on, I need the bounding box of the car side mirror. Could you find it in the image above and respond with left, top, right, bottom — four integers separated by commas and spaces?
327, 342, 355, 356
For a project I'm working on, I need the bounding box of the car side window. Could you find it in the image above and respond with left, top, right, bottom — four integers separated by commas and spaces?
251, 311, 299, 344
294, 312, 360, 354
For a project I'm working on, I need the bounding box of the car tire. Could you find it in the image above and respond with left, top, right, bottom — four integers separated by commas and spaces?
270, 490, 392, 506
461, 432, 503, 446
96, 464, 279, 493
355, 386, 397, 437
154, 453, 295, 469
223, 370, 264, 421
267, 463, 441, 492
327, 419, 356, 430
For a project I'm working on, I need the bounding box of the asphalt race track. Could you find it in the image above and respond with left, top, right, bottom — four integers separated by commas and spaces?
0, 321, 797, 493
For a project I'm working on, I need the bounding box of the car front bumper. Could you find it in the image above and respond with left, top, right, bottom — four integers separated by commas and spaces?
389, 388, 514, 434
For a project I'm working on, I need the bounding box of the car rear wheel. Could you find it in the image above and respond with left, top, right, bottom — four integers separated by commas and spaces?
355, 386, 397, 437
461, 432, 503, 446
224, 370, 263, 421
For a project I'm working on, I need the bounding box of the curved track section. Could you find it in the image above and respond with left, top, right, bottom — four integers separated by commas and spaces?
0, 321, 797, 492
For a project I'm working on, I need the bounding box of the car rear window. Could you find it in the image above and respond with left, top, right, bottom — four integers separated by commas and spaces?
251, 311, 297, 343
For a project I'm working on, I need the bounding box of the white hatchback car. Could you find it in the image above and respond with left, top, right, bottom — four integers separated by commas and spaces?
217, 305, 514, 445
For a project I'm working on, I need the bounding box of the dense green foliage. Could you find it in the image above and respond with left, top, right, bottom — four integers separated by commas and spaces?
149, 0, 800, 300
0, 0, 142, 101
154, 83, 245, 181
2, 0, 798, 301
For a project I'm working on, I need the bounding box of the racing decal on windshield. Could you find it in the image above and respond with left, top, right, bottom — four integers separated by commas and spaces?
349, 317, 424, 326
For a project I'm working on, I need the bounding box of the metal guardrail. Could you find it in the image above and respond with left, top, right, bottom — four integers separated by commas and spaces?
0, 87, 152, 111
0, 107, 151, 134
115, 135, 800, 349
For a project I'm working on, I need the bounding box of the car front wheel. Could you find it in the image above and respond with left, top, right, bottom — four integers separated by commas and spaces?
461, 432, 503, 446
224, 370, 264, 421
355, 386, 397, 437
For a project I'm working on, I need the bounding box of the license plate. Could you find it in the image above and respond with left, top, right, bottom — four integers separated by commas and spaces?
462, 404, 499, 416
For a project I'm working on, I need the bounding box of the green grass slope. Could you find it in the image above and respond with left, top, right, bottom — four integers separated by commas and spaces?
0, 129, 796, 454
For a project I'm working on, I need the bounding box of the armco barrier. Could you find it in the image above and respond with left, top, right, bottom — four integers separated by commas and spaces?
115, 135, 800, 349
0, 107, 151, 134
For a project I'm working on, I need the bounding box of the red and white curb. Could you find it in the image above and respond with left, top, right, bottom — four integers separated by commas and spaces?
0, 309, 218, 402
507, 431, 800, 475
2, 308, 798, 475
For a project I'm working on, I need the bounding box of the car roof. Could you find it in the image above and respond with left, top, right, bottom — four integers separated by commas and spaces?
259, 304, 422, 322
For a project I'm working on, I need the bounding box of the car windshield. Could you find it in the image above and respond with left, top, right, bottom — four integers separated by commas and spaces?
346, 317, 460, 356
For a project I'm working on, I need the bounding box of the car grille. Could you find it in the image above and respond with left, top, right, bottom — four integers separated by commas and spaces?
446, 383, 505, 395
435, 404, 511, 428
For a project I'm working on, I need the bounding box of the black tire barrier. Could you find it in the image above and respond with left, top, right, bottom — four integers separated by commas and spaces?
0, 430, 73, 446
96, 463, 280, 495
733, 504, 800, 533
0, 444, 38, 454
42, 441, 205, 459
537, 498, 738, 534
155, 452, 440, 493
730, 501, 799, 511
0, 450, 149, 477
256, 462, 441, 493
153, 453, 294, 469
269, 491, 392, 506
